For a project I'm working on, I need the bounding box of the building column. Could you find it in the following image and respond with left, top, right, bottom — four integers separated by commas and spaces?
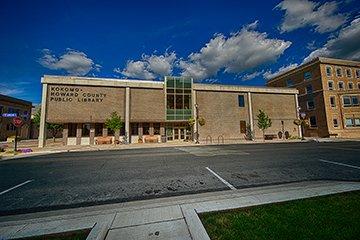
76, 123, 82, 145
138, 123, 143, 139
90, 123, 95, 145
192, 89, 197, 141
38, 82, 48, 148
295, 93, 302, 138
62, 124, 68, 146
149, 123, 154, 135
247, 92, 254, 133
102, 127, 108, 137
125, 87, 130, 143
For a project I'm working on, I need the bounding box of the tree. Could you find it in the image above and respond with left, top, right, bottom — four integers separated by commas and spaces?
257, 109, 272, 141
105, 112, 124, 142
33, 109, 63, 142
245, 124, 254, 141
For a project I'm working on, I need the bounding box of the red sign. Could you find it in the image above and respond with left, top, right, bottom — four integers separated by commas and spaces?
12, 117, 23, 127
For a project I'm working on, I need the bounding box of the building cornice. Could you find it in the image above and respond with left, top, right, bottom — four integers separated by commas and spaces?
267, 57, 360, 84
42, 75, 298, 94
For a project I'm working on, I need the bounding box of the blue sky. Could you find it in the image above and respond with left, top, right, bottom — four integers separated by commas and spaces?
0, 0, 359, 103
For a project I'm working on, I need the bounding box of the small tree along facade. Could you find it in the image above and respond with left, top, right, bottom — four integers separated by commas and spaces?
105, 112, 124, 142
257, 109, 272, 140
33, 109, 63, 142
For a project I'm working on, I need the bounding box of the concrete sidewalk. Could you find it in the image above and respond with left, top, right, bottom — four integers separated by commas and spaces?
1, 180, 359, 240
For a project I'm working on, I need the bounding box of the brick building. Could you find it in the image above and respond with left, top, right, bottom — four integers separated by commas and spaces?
0, 94, 32, 141
38, 75, 300, 147
267, 57, 360, 138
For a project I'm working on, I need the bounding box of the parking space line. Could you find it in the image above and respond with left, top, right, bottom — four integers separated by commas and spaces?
319, 159, 360, 170
206, 167, 236, 190
0, 180, 34, 196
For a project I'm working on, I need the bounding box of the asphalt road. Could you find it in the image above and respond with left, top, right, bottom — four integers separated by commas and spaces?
0, 141, 359, 216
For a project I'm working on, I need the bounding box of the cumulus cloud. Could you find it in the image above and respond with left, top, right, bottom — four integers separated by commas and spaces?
117, 52, 176, 79
303, 17, 360, 62
38, 49, 101, 76
179, 21, 292, 80
263, 63, 299, 80
276, 0, 347, 33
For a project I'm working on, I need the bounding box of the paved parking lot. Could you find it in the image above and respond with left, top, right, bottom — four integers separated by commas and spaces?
0, 141, 359, 216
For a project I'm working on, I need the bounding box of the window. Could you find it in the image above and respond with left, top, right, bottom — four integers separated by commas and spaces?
82, 124, 90, 137
348, 82, 353, 90
326, 66, 332, 76
338, 81, 344, 90
306, 84, 313, 94
328, 81, 334, 90
309, 116, 317, 127
343, 96, 351, 106
330, 96, 336, 107
143, 123, 150, 135
356, 69, 360, 78
6, 124, 16, 131
286, 79, 294, 87
352, 96, 359, 106
131, 123, 139, 135
355, 118, 360, 126
345, 118, 354, 127
240, 121, 246, 134
153, 123, 161, 135
336, 68, 342, 77
68, 123, 77, 137
304, 72, 312, 80
94, 123, 103, 136
333, 118, 338, 127
238, 95, 245, 107
307, 99, 315, 110
346, 69, 352, 78
358, 83, 360, 89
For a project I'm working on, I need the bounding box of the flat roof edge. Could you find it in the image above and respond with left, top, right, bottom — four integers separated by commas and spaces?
194, 83, 298, 94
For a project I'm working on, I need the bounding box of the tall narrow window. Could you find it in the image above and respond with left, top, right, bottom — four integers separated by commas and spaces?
348, 82, 353, 90
336, 68, 342, 77
326, 66, 332, 76
330, 96, 336, 107
356, 69, 360, 78
304, 72, 312, 80
238, 95, 245, 107
346, 69, 352, 78
333, 118, 338, 127
307, 100, 315, 110
82, 124, 90, 137
338, 81, 344, 90
306, 84, 313, 94
310, 116, 317, 127
328, 81, 334, 90
240, 121, 246, 133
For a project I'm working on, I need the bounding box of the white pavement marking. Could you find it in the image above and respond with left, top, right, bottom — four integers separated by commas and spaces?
319, 159, 360, 170
206, 167, 236, 190
0, 180, 34, 196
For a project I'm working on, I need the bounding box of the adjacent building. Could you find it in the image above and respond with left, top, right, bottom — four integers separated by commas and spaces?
38, 75, 300, 147
0, 94, 32, 141
267, 57, 360, 138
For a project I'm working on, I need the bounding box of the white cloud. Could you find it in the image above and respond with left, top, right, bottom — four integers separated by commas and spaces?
118, 52, 176, 79
263, 63, 299, 80
0, 83, 24, 96
38, 49, 101, 76
179, 22, 292, 80
303, 17, 360, 62
241, 71, 264, 81
276, 0, 347, 33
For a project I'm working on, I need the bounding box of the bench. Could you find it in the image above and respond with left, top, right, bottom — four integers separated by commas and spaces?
264, 134, 277, 140
95, 136, 113, 144
144, 135, 158, 143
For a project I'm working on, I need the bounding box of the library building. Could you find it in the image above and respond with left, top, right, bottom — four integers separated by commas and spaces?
38, 75, 300, 147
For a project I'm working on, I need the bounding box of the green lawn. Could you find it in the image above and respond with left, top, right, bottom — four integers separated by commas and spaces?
200, 191, 360, 240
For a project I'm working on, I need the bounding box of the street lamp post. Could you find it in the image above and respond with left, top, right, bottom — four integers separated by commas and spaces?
195, 103, 199, 144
